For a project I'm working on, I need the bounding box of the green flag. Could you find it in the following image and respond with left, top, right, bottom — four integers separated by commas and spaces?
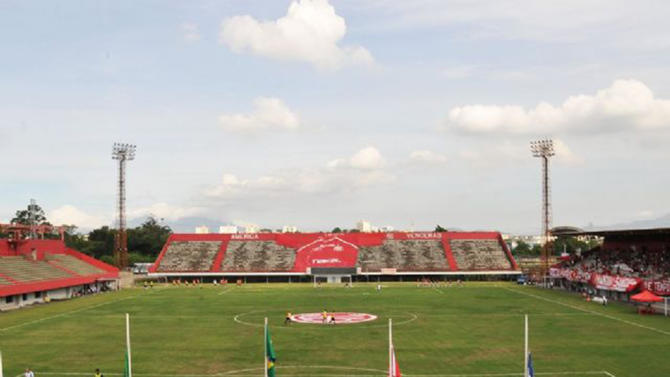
266, 323, 276, 377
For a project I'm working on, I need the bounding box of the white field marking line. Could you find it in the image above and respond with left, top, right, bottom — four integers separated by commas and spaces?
504, 287, 670, 337
32, 365, 388, 377
0, 292, 150, 332
29, 371, 612, 377
233, 310, 417, 329
217, 287, 232, 295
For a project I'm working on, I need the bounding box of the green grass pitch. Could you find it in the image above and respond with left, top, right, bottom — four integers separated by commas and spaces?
2, 282, 670, 377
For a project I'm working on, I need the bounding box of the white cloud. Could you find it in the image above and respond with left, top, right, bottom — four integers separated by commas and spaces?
49, 205, 109, 229
180, 22, 201, 42
409, 150, 447, 164
219, 0, 374, 70
128, 203, 206, 221
553, 139, 583, 164
445, 80, 670, 135
328, 146, 384, 170
219, 97, 301, 132
207, 147, 391, 199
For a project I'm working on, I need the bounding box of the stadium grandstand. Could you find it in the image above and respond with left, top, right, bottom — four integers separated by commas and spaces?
148, 231, 520, 282
0, 224, 120, 311
550, 227, 670, 301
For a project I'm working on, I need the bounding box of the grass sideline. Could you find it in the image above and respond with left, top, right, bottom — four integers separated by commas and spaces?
1, 282, 669, 377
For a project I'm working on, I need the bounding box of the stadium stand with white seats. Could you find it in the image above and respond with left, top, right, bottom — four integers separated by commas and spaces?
0, 239, 119, 310
449, 239, 514, 270
155, 241, 222, 272
0, 256, 73, 282
221, 241, 296, 272
149, 232, 520, 277
47, 254, 106, 276
358, 240, 450, 272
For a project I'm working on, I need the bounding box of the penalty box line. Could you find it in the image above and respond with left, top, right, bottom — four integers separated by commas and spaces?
23, 371, 616, 377
504, 287, 670, 337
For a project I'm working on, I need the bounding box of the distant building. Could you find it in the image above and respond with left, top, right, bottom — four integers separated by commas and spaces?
282, 225, 298, 233
379, 225, 394, 232
195, 226, 209, 234
218, 225, 237, 234
243, 224, 260, 234
356, 220, 372, 233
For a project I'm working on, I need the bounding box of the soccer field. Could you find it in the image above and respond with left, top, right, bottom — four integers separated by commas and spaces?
1, 282, 669, 377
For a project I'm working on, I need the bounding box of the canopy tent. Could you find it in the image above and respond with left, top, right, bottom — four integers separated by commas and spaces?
631, 290, 663, 303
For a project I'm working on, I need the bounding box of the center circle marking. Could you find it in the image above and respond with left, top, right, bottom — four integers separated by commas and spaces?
290, 312, 377, 324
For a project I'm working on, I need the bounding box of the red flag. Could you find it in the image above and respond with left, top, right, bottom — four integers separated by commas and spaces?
389, 345, 401, 377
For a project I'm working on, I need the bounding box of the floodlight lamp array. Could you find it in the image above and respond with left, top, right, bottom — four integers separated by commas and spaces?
530, 139, 555, 157
112, 142, 137, 160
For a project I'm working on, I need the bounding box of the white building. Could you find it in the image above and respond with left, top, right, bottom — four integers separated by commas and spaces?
194, 225, 209, 234
219, 225, 238, 234
282, 225, 298, 233
356, 220, 373, 233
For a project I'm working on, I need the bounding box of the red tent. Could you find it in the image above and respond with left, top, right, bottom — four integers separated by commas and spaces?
631, 290, 664, 303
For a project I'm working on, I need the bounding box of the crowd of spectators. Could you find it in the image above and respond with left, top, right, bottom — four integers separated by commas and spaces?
561, 243, 670, 280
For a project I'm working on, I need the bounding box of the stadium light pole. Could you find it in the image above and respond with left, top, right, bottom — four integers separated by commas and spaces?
530, 139, 555, 280
112, 143, 136, 269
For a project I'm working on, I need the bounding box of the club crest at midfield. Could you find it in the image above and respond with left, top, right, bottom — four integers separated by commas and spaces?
290, 312, 378, 324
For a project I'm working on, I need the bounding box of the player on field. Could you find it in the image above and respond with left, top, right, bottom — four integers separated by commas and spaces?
285, 311, 292, 325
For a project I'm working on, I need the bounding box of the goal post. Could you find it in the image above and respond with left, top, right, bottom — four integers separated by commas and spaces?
310, 267, 357, 287
312, 274, 353, 287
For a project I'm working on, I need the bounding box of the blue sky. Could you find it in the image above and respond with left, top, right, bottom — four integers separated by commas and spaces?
2, 0, 670, 233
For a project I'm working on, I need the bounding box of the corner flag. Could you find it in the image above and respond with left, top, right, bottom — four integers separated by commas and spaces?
527, 352, 534, 377
265, 318, 276, 377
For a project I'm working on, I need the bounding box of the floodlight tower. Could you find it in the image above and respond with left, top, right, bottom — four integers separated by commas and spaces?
530, 139, 555, 278
112, 143, 136, 269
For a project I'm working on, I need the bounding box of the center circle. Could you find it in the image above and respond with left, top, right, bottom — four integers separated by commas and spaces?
290, 312, 377, 324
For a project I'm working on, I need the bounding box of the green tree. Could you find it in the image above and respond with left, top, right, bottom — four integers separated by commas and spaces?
127, 217, 172, 258
434, 225, 447, 232
85, 226, 116, 258
512, 240, 531, 256
530, 244, 542, 256
553, 236, 598, 256
331, 227, 342, 233
11, 202, 49, 225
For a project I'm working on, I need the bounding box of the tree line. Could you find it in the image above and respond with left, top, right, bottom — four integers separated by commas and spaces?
6, 203, 171, 266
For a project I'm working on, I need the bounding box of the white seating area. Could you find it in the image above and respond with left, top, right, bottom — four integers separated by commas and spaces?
47, 254, 105, 276
358, 240, 450, 272
449, 239, 512, 270
221, 241, 296, 272
156, 241, 222, 272
0, 256, 73, 282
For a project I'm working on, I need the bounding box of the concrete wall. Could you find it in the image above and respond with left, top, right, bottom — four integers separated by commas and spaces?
1, 285, 76, 311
